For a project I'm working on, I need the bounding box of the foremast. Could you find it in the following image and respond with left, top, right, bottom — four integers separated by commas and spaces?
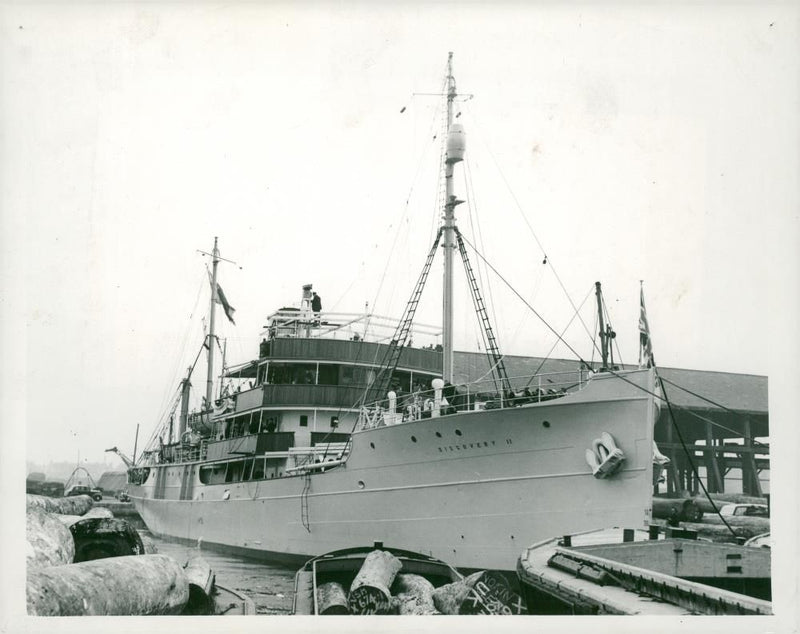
206, 237, 220, 407
442, 52, 463, 384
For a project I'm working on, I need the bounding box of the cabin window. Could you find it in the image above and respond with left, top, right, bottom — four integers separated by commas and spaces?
300, 415, 308, 427
267, 363, 316, 385
199, 463, 227, 485
317, 364, 338, 385
248, 415, 260, 435
242, 458, 254, 481
340, 365, 356, 385
330, 416, 339, 428
225, 460, 244, 483
252, 458, 265, 480
264, 416, 279, 433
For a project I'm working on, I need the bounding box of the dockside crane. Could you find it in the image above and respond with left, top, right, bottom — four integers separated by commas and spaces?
105, 446, 135, 469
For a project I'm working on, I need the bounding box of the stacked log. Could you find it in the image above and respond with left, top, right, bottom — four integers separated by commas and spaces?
182, 554, 216, 615
139, 532, 159, 554
25, 502, 224, 616
27, 554, 190, 616
432, 570, 484, 615
348, 550, 403, 614
316, 582, 349, 614
27, 493, 93, 516
652, 497, 703, 522
390, 573, 438, 615
651, 516, 770, 542
69, 517, 146, 562
26, 507, 75, 570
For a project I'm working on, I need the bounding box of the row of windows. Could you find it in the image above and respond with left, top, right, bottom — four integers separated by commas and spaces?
254, 362, 433, 393
199, 458, 284, 485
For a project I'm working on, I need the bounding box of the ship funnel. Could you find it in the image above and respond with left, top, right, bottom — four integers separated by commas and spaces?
446, 123, 466, 163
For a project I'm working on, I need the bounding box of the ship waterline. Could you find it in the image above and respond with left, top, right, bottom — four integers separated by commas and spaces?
131, 368, 656, 571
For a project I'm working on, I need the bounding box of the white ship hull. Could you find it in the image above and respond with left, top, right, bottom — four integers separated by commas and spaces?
131, 369, 655, 571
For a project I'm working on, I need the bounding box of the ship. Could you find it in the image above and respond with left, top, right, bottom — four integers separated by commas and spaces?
124, 53, 659, 573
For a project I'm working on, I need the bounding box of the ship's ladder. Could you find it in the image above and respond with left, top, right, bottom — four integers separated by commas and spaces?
370, 226, 444, 400
454, 227, 513, 398
300, 472, 311, 532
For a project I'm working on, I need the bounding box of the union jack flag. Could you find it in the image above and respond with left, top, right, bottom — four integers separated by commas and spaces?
639, 284, 655, 368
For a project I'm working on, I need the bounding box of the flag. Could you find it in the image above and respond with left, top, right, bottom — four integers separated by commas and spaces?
639, 284, 655, 368
216, 283, 236, 325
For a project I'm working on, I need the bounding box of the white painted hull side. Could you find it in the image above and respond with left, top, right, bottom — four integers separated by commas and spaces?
131, 370, 656, 571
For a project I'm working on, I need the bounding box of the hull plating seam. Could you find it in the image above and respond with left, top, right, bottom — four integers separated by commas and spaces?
134, 465, 645, 504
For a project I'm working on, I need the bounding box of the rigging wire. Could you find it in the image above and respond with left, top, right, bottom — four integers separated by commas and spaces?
595, 366, 761, 539
462, 156, 505, 357
328, 78, 445, 315
152, 271, 207, 432
657, 375, 766, 425
461, 104, 601, 359
657, 376, 739, 539
600, 292, 625, 368
525, 284, 596, 385
456, 232, 591, 367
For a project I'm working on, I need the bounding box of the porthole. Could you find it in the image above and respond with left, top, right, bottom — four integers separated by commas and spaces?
542, 421, 551, 428
370, 442, 375, 449
455, 429, 462, 436
411, 436, 417, 443
357, 481, 365, 489
435, 431, 442, 438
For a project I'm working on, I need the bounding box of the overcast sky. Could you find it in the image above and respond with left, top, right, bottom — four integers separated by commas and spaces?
2, 2, 798, 631
2, 3, 797, 466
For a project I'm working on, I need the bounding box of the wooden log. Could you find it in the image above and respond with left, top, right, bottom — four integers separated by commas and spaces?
691, 496, 769, 515
652, 497, 703, 522
347, 550, 402, 615
390, 574, 437, 615
457, 571, 528, 615
181, 554, 216, 615
55, 506, 115, 530
26, 508, 75, 570
84, 506, 115, 519
651, 517, 770, 542
68, 517, 146, 562
139, 532, 159, 554
316, 581, 349, 614
27, 554, 189, 616
432, 570, 484, 615
27, 493, 93, 516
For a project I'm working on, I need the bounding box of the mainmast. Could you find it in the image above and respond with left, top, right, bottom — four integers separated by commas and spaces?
443, 52, 465, 383
206, 237, 220, 407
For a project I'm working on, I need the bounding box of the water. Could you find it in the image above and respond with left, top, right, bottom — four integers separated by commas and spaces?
141, 530, 297, 615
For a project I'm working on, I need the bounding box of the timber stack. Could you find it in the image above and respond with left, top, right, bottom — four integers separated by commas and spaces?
314, 549, 526, 616
25, 493, 227, 615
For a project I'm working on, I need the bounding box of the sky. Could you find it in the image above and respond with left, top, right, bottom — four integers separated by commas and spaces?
2, 2, 797, 466
1, 2, 798, 631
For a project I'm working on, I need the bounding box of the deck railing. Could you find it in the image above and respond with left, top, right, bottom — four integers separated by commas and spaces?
358, 369, 590, 430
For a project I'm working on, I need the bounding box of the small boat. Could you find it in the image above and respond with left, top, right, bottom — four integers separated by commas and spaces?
517, 527, 772, 615
292, 545, 462, 615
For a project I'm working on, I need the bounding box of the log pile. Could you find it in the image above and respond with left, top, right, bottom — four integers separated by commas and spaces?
652, 497, 704, 522
27, 493, 94, 516
25, 494, 221, 616
347, 549, 403, 614
27, 554, 190, 616
26, 507, 75, 570
310, 550, 526, 615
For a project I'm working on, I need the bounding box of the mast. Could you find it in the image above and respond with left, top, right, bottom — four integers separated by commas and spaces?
179, 367, 191, 438
442, 51, 463, 384
206, 237, 220, 408
595, 281, 609, 371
